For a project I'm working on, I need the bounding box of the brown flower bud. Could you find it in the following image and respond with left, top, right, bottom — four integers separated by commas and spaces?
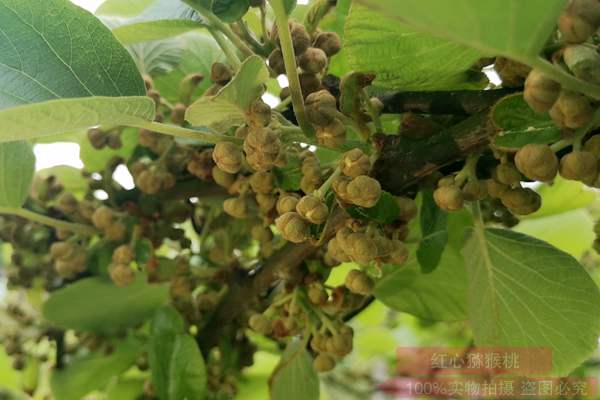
314, 31, 341, 57
313, 354, 336, 373
275, 212, 310, 243
327, 237, 351, 263
548, 90, 594, 129
223, 197, 248, 219
187, 149, 215, 180
109, 263, 135, 287
395, 196, 418, 221
433, 185, 464, 212
296, 195, 329, 225
211, 62, 233, 85
514, 144, 558, 182
248, 99, 272, 127
346, 175, 381, 208
57, 193, 78, 215
298, 47, 328, 73
256, 193, 277, 213
501, 187, 542, 215
523, 69, 561, 113
346, 233, 378, 265
300, 175, 320, 194
307, 283, 328, 305
50, 242, 76, 260
584, 135, 600, 157
113, 245, 135, 265
494, 163, 522, 186
213, 142, 243, 174
316, 119, 347, 148
299, 72, 321, 97
558, 0, 600, 44
563, 44, 600, 84
486, 179, 509, 199
92, 206, 115, 230
212, 166, 236, 188
249, 313, 272, 335
106, 222, 127, 242
87, 128, 107, 149
559, 151, 598, 183
340, 148, 370, 178
494, 57, 531, 87
385, 239, 409, 265
272, 21, 311, 54
345, 269, 375, 295
305, 90, 338, 126
268, 49, 286, 75
332, 175, 352, 202
251, 225, 273, 243
171, 103, 187, 125
462, 180, 488, 201
136, 170, 162, 194
243, 128, 281, 172
249, 171, 275, 194
276, 193, 300, 215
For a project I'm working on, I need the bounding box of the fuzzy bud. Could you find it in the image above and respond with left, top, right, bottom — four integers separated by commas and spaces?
523, 69, 561, 113
313, 354, 336, 373
345, 269, 375, 295
494, 163, 522, 186
223, 197, 248, 219
268, 49, 286, 75
305, 90, 338, 126
108, 264, 135, 287
213, 142, 243, 174
276, 194, 300, 215
248, 99, 272, 127
314, 31, 341, 57
514, 144, 558, 182
249, 171, 275, 194
211, 62, 233, 85
558, 0, 600, 44
113, 245, 135, 265
462, 180, 488, 201
249, 313, 272, 335
346, 233, 378, 265
559, 151, 598, 183
275, 212, 310, 243
501, 187, 542, 215
433, 185, 464, 212
299, 73, 321, 97
212, 166, 236, 188
346, 175, 381, 208
548, 90, 594, 129
296, 195, 329, 225
91, 206, 115, 230
299, 47, 328, 73
243, 128, 281, 172
340, 148, 370, 178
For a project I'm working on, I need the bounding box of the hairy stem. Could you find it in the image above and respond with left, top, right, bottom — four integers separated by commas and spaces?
268, 0, 315, 137
130, 121, 242, 144
528, 57, 600, 100
0, 207, 97, 236
208, 27, 241, 68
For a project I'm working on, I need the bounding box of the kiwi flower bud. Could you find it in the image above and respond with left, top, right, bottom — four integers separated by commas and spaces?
433, 185, 464, 212
299, 47, 328, 73
514, 144, 558, 182
267, 49, 286, 75
558, 0, 600, 44
584, 135, 600, 157
345, 269, 375, 296
548, 90, 594, 129
113, 245, 135, 265
523, 69, 561, 113
314, 31, 341, 57
211, 166, 236, 188
223, 197, 249, 219
276, 194, 300, 215
501, 187, 542, 215
275, 212, 310, 243
313, 354, 336, 373
248, 99, 272, 127
92, 206, 115, 230
494, 164, 522, 186
486, 179, 509, 199
340, 148, 370, 178
462, 180, 488, 201
559, 151, 598, 183
305, 90, 338, 126
296, 195, 329, 225
249, 171, 275, 194
249, 313, 272, 335
213, 142, 243, 174
108, 263, 135, 287
346, 233, 378, 265
316, 119, 347, 148
271, 21, 311, 55
243, 128, 281, 172
211, 62, 233, 85
346, 175, 381, 208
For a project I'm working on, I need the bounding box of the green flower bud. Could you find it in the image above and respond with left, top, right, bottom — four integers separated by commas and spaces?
275, 212, 310, 243
250, 171, 276, 194
559, 151, 598, 183
276, 193, 300, 215
501, 187, 542, 215
523, 69, 561, 113
299, 47, 328, 73
212, 166, 236, 188
50, 241, 76, 260
332, 175, 352, 202
549, 90, 594, 129
223, 197, 248, 219
256, 193, 277, 214
327, 236, 351, 263
313, 354, 336, 373
433, 185, 464, 212
345, 269, 375, 295
514, 144, 558, 182
314, 31, 341, 57
213, 142, 243, 174
105, 222, 127, 242
340, 148, 370, 178
296, 195, 329, 225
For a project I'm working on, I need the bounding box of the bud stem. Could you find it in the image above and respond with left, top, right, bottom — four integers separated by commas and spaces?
208, 27, 241, 69
268, 0, 315, 138
130, 121, 242, 144
0, 207, 97, 236
315, 167, 341, 199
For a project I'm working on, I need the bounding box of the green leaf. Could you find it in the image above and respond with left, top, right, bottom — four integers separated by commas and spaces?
36, 165, 87, 196
354, 0, 566, 59
492, 94, 562, 149
168, 335, 208, 400
106, 379, 145, 400
149, 306, 185, 400
113, 20, 205, 44
346, 191, 400, 224
212, 0, 250, 23
273, 155, 302, 191
0, 141, 35, 208
0, 0, 145, 109
464, 227, 600, 375
96, 0, 154, 16
344, 4, 482, 90
526, 177, 596, 219
284, 0, 297, 15
269, 340, 319, 400
43, 276, 169, 333
185, 55, 270, 131
416, 191, 448, 273
51, 337, 143, 400
0, 97, 155, 142
375, 246, 468, 321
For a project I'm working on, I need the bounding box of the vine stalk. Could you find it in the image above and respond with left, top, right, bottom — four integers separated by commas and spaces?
0, 207, 97, 236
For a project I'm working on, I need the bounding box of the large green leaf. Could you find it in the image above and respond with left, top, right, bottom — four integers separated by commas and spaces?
492, 94, 562, 149
168, 335, 207, 400
186, 55, 270, 131
0, 141, 35, 208
464, 227, 600, 375
98, 0, 198, 21
526, 177, 596, 219
96, 0, 154, 16
416, 191, 448, 273
113, 20, 205, 44
375, 246, 468, 321
212, 0, 250, 23
344, 4, 481, 90
51, 337, 143, 400
43, 276, 169, 333
354, 0, 566, 59
0, 96, 154, 142
269, 340, 319, 400
0, 0, 145, 109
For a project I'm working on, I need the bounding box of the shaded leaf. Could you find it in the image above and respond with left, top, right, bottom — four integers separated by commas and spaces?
269, 340, 319, 400
168, 335, 208, 400
0, 141, 35, 208
113, 20, 205, 44
416, 190, 448, 273
212, 0, 250, 22
346, 191, 400, 224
